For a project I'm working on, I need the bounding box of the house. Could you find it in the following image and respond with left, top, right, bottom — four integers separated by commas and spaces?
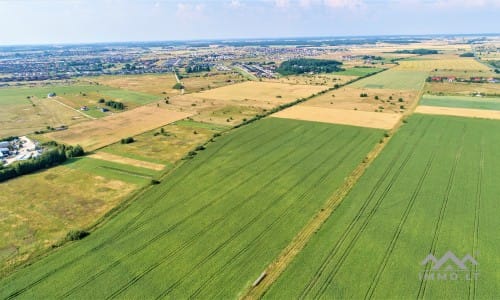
431, 76, 442, 82
80, 106, 89, 111
47, 92, 56, 98
447, 76, 456, 82
101, 108, 109, 112
0, 141, 10, 148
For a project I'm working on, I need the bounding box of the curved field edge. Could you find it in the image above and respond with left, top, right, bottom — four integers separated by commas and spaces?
264, 114, 500, 299
0, 118, 383, 299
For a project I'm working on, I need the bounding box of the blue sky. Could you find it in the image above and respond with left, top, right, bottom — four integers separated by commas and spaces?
0, 0, 498, 45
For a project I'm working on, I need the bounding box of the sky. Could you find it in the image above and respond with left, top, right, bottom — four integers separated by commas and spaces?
0, 0, 498, 45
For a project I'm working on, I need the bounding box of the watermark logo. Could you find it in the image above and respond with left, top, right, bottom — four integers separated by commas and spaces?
419, 251, 479, 281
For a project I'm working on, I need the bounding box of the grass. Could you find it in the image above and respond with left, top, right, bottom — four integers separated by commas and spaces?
333, 67, 384, 77
192, 81, 327, 105
352, 69, 428, 90
180, 72, 246, 93
0, 118, 382, 299
397, 58, 493, 72
424, 82, 500, 97
44, 105, 191, 151
265, 114, 500, 299
267, 74, 357, 86
0, 163, 136, 272
101, 120, 228, 164
93, 74, 179, 96
420, 94, 500, 111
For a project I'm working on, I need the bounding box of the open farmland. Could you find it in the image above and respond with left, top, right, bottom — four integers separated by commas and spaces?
265, 114, 500, 299
267, 74, 357, 86
272, 106, 401, 129
352, 70, 428, 90
303, 86, 417, 113
0, 163, 137, 271
180, 72, 246, 93
415, 105, 500, 120
397, 58, 492, 72
100, 120, 229, 165
425, 82, 500, 97
44, 105, 191, 151
420, 94, 500, 111
93, 74, 178, 96
0, 118, 383, 299
191, 81, 327, 105
0, 88, 86, 136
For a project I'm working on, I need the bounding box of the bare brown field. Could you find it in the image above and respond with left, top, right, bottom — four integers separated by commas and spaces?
93, 74, 178, 96
416, 105, 500, 120
192, 81, 326, 104
45, 105, 192, 151
89, 152, 165, 171
272, 106, 401, 129
424, 82, 500, 96
0, 165, 135, 270
303, 87, 417, 113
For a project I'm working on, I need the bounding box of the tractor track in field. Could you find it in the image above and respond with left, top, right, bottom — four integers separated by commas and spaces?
5, 122, 307, 299
311, 119, 434, 299
297, 117, 429, 299
417, 125, 466, 300
364, 126, 447, 299
185, 133, 376, 299
468, 137, 483, 300
59, 126, 343, 298
152, 131, 370, 300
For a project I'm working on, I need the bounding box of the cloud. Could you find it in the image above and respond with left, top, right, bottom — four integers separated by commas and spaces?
229, 0, 243, 8
323, 0, 365, 9
431, 0, 499, 8
176, 2, 205, 19
274, 0, 290, 8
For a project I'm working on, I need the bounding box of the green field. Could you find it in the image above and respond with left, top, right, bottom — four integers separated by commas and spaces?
352, 70, 428, 90
265, 114, 500, 299
333, 67, 384, 77
0, 118, 382, 299
420, 94, 500, 111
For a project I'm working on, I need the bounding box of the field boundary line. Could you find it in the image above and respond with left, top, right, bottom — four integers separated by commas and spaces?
51, 98, 97, 120
469, 136, 483, 300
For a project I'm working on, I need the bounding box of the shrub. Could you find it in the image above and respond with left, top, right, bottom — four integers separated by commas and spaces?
66, 230, 89, 241
121, 137, 134, 144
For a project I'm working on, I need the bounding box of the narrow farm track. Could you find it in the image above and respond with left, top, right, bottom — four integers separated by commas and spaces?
296, 116, 429, 299
311, 120, 440, 300
417, 125, 467, 300
3, 121, 306, 299
64, 126, 341, 298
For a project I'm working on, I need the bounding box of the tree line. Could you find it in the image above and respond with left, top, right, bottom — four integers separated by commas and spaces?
0, 143, 84, 183
276, 58, 343, 75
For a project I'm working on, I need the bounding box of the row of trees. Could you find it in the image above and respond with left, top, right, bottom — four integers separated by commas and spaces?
276, 58, 343, 75
0, 143, 84, 183
105, 100, 125, 110
185, 64, 210, 73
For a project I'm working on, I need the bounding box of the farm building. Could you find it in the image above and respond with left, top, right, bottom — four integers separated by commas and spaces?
47, 92, 56, 98
0, 141, 10, 148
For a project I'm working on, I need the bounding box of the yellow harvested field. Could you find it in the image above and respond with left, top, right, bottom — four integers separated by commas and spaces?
94, 74, 178, 96
89, 152, 165, 171
416, 105, 500, 120
266, 74, 357, 86
192, 81, 326, 104
396, 58, 491, 71
45, 105, 191, 151
424, 82, 500, 96
272, 106, 401, 129
303, 87, 417, 113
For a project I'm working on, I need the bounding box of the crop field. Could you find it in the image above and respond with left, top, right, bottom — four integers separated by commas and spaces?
420, 94, 500, 111
44, 105, 191, 151
0, 163, 136, 272
425, 82, 500, 97
0, 118, 383, 299
93, 74, 179, 96
303, 86, 417, 113
415, 106, 500, 120
192, 81, 327, 105
352, 70, 428, 90
333, 66, 384, 77
397, 58, 492, 72
100, 120, 229, 165
265, 114, 500, 299
272, 106, 401, 129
